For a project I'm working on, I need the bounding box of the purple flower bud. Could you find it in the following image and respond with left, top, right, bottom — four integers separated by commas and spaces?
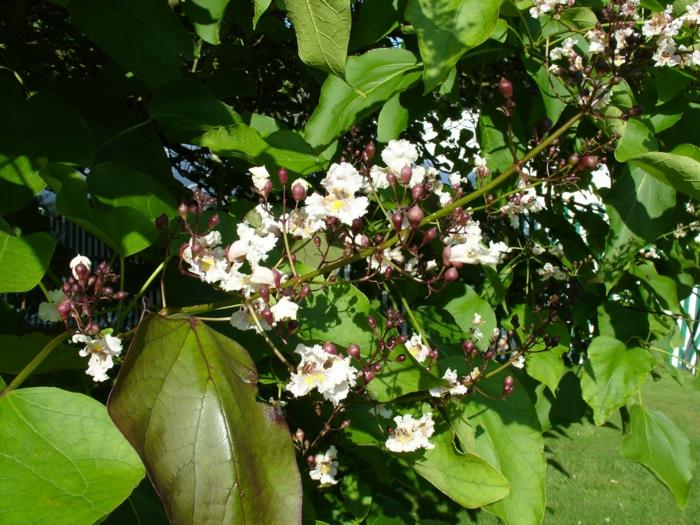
422, 227, 438, 244
364, 142, 376, 161
498, 77, 513, 99
323, 341, 338, 355
155, 213, 169, 230
259, 285, 270, 303
400, 166, 412, 185
407, 205, 424, 227
207, 214, 220, 230
292, 183, 307, 201
272, 269, 282, 288
363, 369, 375, 382
386, 172, 397, 186
190, 242, 203, 257
262, 179, 273, 199
391, 212, 404, 230
395, 353, 406, 362
347, 344, 361, 359
277, 167, 288, 185
261, 308, 274, 325
177, 202, 189, 219
411, 185, 424, 201
57, 299, 73, 319
299, 284, 311, 300
444, 267, 459, 282
114, 290, 128, 300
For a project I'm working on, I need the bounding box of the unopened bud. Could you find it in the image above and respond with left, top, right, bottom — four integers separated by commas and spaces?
444, 267, 459, 282
259, 285, 270, 303
391, 212, 404, 230
576, 155, 599, 172
363, 369, 375, 382
292, 182, 307, 201
442, 245, 452, 266
411, 185, 424, 201
177, 202, 189, 219
400, 166, 412, 185
364, 142, 376, 161
262, 179, 273, 198
395, 353, 406, 362
323, 341, 338, 355
422, 227, 438, 244
407, 205, 424, 227
498, 78, 513, 99
341, 419, 351, 429
57, 299, 73, 319
386, 172, 397, 186
155, 213, 169, 230
207, 214, 220, 230
261, 308, 274, 325
190, 242, 203, 257
277, 167, 288, 185
295, 428, 305, 442
347, 344, 361, 359
272, 269, 282, 288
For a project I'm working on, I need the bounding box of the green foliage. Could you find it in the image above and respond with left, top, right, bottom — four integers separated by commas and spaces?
0, 387, 145, 524
108, 314, 302, 524
620, 405, 696, 509
581, 336, 656, 426
0, 231, 56, 293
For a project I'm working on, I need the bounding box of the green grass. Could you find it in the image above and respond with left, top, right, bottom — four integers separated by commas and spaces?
542, 372, 699, 525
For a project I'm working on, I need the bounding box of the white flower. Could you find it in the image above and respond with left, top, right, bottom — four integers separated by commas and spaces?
71, 333, 122, 382
652, 37, 681, 67
286, 344, 358, 405
368, 247, 404, 273
381, 139, 419, 173
365, 165, 391, 191
449, 238, 509, 266
270, 297, 299, 323
532, 244, 546, 256
38, 289, 65, 322
250, 166, 270, 193
309, 446, 338, 485
281, 208, 326, 239
305, 191, 369, 226
229, 300, 271, 332
429, 368, 468, 397
385, 413, 435, 453
69, 254, 91, 279
472, 313, 484, 342
512, 355, 526, 369
253, 204, 281, 235
586, 29, 607, 54
231, 223, 278, 267
404, 333, 430, 363
448, 172, 465, 187
322, 163, 364, 196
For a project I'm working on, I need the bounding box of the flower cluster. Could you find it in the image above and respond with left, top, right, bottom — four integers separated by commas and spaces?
385, 413, 436, 453
529, 0, 575, 19
286, 343, 358, 405
71, 332, 123, 382
643, 3, 700, 69
444, 218, 509, 267
309, 445, 339, 485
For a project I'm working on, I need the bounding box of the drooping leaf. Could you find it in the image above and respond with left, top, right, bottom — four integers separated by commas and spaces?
68, 0, 194, 88
0, 155, 45, 216
627, 147, 700, 200
452, 374, 546, 525
620, 405, 695, 509
377, 94, 409, 143
405, 0, 503, 91
0, 93, 95, 166
524, 56, 570, 124
41, 164, 158, 257
184, 0, 231, 44
0, 387, 145, 524
0, 231, 56, 293
348, 0, 399, 50
0, 333, 84, 374
603, 165, 676, 268
304, 48, 421, 147
412, 430, 510, 509
581, 336, 655, 425
108, 314, 302, 525
285, 0, 351, 77
87, 162, 177, 220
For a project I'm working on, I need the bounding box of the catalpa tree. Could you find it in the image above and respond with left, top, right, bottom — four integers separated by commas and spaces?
0, 0, 698, 524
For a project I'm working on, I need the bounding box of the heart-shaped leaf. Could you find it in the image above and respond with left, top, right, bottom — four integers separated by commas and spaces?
0, 231, 56, 293
0, 387, 145, 524
108, 314, 302, 525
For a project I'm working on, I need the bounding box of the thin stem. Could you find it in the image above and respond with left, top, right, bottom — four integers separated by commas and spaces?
37, 281, 51, 301
115, 256, 126, 331
0, 331, 71, 396
245, 301, 293, 370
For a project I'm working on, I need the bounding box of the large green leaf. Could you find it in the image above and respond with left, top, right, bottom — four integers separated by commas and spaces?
523, 56, 570, 124
348, 0, 399, 50
627, 147, 700, 200
0, 93, 95, 166
412, 430, 510, 509
87, 162, 177, 220
298, 282, 374, 349
525, 323, 570, 393
108, 314, 302, 525
304, 48, 421, 147
41, 164, 158, 257
149, 79, 241, 141
285, 0, 351, 77
0, 155, 44, 216
581, 336, 655, 425
0, 387, 145, 524
0, 231, 56, 293
620, 405, 695, 509
68, 0, 193, 88
0, 333, 84, 374
184, 0, 230, 44
253, 0, 273, 28
615, 118, 659, 162
406, 0, 502, 91
603, 165, 676, 268
453, 374, 546, 525
367, 359, 442, 402
195, 125, 326, 175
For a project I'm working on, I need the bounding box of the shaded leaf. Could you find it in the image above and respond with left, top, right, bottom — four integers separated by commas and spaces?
0, 155, 44, 216
620, 405, 695, 509
285, 0, 351, 77
0, 231, 55, 293
581, 336, 655, 425
108, 314, 302, 525
0, 387, 144, 524
615, 118, 659, 162
41, 164, 157, 257
406, 0, 502, 91
0, 333, 84, 374
0, 93, 95, 166
185, 0, 231, 45
377, 94, 409, 143
253, 0, 273, 28
69, 0, 193, 88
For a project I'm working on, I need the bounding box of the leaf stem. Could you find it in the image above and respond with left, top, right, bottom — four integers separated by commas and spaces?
96, 119, 153, 152
0, 331, 72, 396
